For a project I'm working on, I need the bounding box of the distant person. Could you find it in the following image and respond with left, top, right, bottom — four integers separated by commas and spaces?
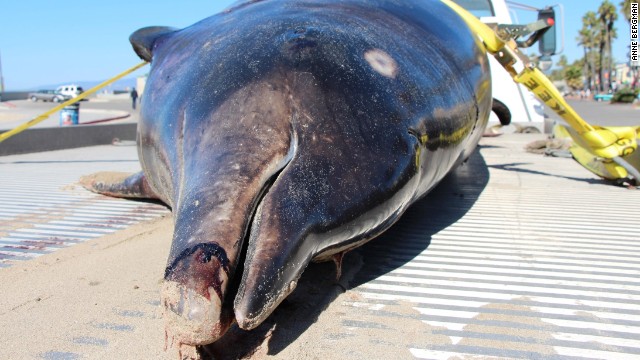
131, 88, 139, 110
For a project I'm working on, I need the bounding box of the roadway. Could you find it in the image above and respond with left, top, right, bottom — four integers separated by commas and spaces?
2, 94, 637, 135
0, 94, 138, 130
550, 98, 640, 127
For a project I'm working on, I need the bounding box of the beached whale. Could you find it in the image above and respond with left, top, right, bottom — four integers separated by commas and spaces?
81, 0, 491, 349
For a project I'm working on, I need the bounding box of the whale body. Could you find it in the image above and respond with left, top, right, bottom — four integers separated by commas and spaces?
81, 0, 491, 348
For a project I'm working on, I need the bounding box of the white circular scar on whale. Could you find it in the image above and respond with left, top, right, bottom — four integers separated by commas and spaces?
364, 48, 399, 78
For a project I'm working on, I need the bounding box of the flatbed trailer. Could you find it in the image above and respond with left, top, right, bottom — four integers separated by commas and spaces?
0, 130, 638, 359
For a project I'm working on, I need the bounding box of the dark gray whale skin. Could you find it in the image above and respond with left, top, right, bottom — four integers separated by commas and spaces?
82, 0, 491, 347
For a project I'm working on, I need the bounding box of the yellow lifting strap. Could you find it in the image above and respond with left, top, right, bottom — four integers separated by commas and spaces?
441, 0, 640, 183
0, 61, 148, 143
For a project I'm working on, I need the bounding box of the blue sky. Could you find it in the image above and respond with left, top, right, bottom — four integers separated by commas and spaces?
0, 0, 634, 90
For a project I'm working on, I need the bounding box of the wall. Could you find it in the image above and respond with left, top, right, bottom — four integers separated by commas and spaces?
0, 92, 29, 101
0, 123, 137, 156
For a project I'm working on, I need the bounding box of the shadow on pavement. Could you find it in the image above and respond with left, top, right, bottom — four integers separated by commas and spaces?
487, 162, 606, 185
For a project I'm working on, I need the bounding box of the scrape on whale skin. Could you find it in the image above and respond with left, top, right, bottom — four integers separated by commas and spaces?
80, 0, 492, 352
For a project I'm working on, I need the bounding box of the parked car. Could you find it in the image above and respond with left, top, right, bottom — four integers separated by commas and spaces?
56, 84, 84, 98
593, 93, 614, 102
28, 90, 71, 103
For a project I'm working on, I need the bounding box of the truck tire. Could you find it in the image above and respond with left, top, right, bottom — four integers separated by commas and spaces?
492, 98, 511, 126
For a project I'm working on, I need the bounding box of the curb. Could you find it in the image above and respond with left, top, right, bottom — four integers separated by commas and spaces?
81, 113, 131, 125
0, 123, 137, 156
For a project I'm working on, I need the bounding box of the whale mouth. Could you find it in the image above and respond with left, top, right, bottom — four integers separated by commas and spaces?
220, 161, 289, 310
225, 130, 299, 305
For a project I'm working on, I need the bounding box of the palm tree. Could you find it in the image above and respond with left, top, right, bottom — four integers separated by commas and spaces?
577, 11, 600, 90
619, 0, 632, 22
565, 65, 584, 91
598, 0, 618, 91
557, 55, 569, 69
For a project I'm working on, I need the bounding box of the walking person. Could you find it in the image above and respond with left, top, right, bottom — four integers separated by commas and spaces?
131, 88, 139, 110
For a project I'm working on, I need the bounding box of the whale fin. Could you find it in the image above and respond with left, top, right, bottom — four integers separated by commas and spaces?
80, 171, 160, 200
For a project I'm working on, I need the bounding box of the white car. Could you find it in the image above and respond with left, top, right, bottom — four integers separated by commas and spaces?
56, 85, 84, 98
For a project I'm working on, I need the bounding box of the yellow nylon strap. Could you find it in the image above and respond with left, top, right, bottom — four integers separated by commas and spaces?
515, 67, 593, 134
441, 0, 638, 161
0, 61, 148, 143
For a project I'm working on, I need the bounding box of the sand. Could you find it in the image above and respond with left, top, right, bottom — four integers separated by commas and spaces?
0, 216, 173, 359
0, 211, 378, 360
0, 208, 417, 360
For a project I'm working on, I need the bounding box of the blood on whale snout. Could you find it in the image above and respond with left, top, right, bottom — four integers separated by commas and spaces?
161, 243, 233, 344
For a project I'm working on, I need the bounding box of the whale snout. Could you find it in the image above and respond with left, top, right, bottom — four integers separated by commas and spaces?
162, 244, 235, 345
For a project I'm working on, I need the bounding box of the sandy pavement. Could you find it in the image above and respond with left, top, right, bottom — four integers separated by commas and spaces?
0, 205, 406, 360
0, 215, 173, 359
0, 203, 377, 360
4, 132, 638, 359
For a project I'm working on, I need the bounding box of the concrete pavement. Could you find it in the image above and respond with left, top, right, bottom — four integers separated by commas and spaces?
0, 94, 139, 130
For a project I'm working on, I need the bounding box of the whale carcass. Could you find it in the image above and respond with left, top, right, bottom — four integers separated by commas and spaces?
81, 0, 491, 349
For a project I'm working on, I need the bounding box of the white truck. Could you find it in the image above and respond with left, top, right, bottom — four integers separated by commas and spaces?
455, 0, 553, 131
56, 84, 85, 99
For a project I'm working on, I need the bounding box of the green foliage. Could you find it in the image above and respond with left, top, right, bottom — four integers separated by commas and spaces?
549, 69, 564, 81
572, 2, 623, 91
577, 11, 601, 89
557, 55, 568, 68
548, 55, 569, 81
534, 1, 633, 92
565, 65, 584, 90
599, 1, 619, 23
619, 0, 633, 23
597, 1, 618, 91
611, 88, 639, 103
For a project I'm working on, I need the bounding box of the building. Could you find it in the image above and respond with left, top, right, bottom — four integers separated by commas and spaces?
613, 62, 636, 88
